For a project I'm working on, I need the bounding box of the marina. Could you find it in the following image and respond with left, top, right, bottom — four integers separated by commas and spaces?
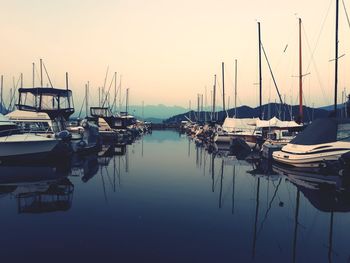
1, 0, 350, 262
0, 130, 350, 262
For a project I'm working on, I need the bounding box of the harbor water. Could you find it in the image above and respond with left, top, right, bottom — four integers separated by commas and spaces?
0, 130, 349, 262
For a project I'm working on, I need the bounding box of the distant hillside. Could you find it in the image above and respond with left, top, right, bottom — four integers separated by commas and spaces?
72, 104, 189, 120
127, 104, 188, 119
164, 103, 330, 124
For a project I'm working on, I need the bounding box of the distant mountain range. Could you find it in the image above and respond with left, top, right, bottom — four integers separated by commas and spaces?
0, 102, 344, 123
164, 103, 333, 124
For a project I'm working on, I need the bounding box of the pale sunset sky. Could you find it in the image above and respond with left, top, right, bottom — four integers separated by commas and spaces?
0, 0, 349, 109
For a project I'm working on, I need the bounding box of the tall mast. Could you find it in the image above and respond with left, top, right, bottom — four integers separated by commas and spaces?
85, 82, 89, 118
258, 22, 263, 119
222, 62, 225, 112
234, 59, 238, 117
197, 94, 200, 122
119, 76, 122, 113
212, 74, 217, 121
299, 18, 303, 122
40, 58, 43, 87
20, 73, 23, 89
114, 72, 117, 113
125, 88, 129, 114
334, 0, 339, 114
32, 63, 35, 88
0, 75, 3, 113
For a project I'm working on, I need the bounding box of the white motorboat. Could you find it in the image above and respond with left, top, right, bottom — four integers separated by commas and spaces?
273, 118, 350, 168
213, 117, 262, 149
0, 114, 60, 160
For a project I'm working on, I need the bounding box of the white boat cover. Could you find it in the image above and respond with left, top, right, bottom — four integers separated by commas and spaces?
256, 116, 301, 128
6, 110, 51, 121
222, 117, 258, 132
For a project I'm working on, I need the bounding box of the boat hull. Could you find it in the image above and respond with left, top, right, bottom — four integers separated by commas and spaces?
0, 134, 61, 163
273, 142, 350, 168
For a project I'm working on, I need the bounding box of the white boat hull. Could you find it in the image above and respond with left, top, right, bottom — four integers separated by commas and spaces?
273, 141, 350, 168
0, 134, 59, 158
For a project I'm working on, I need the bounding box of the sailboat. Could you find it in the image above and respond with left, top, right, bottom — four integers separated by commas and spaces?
273, 2, 350, 168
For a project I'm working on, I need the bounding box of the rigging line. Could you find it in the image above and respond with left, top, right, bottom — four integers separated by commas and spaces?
302, 25, 328, 105
342, 0, 350, 29
256, 177, 282, 237
305, 0, 333, 74
102, 72, 116, 107
261, 43, 292, 119
8, 75, 21, 110
42, 62, 54, 88
261, 43, 283, 105
78, 93, 86, 118
102, 66, 109, 93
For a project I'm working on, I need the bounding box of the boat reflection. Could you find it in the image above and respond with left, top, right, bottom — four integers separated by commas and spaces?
273, 165, 350, 262
0, 165, 73, 214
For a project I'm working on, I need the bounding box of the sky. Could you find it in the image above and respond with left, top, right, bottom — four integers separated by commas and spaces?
0, 0, 349, 109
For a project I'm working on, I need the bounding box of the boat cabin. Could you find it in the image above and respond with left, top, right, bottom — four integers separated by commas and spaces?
17, 87, 74, 120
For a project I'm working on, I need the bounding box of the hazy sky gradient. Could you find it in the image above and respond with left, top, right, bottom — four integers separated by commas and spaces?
0, 0, 349, 109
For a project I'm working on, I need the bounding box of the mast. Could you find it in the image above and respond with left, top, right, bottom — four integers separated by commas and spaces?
85, 82, 89, 118
125, 88, 129, 114
40, 58, 43, 87
234, 59, 238, 117
98, 87, 101, 107
66, 72, 70, 109
197, 94, 200, 122
114, 72, 117, 113
20, 73, 23, 89
0, 75, 3, 113
299, 18, 303, 122
222, 62, 226, 112
258, 22, 263, 119
32, 63, 35, 88
212, 74, 217, 121
334, 0, 339, 114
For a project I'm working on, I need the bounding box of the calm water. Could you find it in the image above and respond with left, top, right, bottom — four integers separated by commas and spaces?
0, 130, 350, 263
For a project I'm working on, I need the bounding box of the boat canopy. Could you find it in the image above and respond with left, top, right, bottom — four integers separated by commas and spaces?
291, 118, 350, 145
90, 107, 113, 118
256, 116, 302, 129
16, 87, 74, 120
222, 117, 258, 132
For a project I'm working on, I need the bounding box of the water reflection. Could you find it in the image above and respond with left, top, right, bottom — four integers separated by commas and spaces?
194, 134, 350, 262
0, 165, 73, 214
0, 131, 350, 262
